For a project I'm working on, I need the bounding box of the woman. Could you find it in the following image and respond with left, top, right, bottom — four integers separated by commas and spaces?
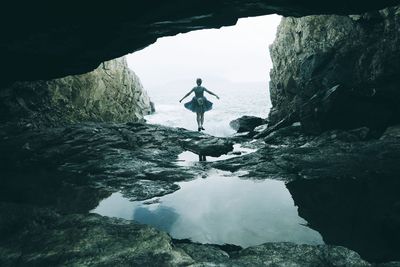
179, 78, 219, 131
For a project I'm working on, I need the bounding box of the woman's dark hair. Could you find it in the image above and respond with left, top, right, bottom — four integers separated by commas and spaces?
196, 78, 202, 85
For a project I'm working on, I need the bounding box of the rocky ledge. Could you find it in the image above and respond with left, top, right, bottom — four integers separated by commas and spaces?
1, 120, 400, 265
214, 121, 400, 263
0, 202, 373, 267
0, 57, 152, 126
0, 122, 233, 208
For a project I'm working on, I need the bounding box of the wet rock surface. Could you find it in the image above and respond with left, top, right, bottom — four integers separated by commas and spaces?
0, 202, 381, 267
1, 121, 400, 265
212, 124, 400, 263
0, 122, 231, 210
0, 203, 194, 267
213, 124, 400, 183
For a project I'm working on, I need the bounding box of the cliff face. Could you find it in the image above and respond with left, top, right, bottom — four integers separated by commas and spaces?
269, 6, 400, 134
0, 57, 152, 125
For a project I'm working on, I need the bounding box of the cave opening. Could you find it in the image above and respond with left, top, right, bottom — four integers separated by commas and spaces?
126, 15, 281, 136
2, 2, 400, 266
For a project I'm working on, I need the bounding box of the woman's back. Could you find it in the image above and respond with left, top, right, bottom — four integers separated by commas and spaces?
193, 86, 205, 98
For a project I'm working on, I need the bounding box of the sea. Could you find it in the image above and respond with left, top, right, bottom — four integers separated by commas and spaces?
144, 78, 272, 137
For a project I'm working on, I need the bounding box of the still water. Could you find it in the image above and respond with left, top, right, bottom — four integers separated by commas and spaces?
92, 169, 323, 247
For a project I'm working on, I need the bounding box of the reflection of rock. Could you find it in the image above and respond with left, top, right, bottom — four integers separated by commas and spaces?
287, 176, 400, 263
0, 203, 375, 267
211, 124, 400, 263
229, 116, 267, 133
1, 120, 400, 265
0, 167, 110, 214
133, 205, 179, 233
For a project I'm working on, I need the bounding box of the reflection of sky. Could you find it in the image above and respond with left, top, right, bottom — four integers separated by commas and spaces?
92, 169, 323, 247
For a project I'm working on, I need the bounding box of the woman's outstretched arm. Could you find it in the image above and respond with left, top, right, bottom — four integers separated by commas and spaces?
179, 89, 194, 102
204, 88, 220, 99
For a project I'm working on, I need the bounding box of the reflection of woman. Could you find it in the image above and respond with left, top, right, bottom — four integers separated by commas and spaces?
179, 78, 220, 131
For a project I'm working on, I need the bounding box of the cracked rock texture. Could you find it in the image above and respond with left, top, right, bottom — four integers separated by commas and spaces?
0, 202, 374, 267
1, 121, 400, 265
0, 122, 232, 209
0, 57, 152, 125
269, 5, 400, 133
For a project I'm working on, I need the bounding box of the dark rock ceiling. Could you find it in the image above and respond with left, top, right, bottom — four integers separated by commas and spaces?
1, 0, 399, 84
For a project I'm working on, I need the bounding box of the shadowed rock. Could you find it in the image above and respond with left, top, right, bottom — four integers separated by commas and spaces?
287, 175, 400, 263
1, 1, 398, 84
0, 203, 194, 267
0, 203, 379, 267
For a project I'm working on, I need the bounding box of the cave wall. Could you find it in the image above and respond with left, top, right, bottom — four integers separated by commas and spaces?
1, 1, 398, 84
269, 5, 400, 134
0, 57, 152, 126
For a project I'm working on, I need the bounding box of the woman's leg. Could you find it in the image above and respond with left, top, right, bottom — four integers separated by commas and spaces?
200, 112, 205, 129
196, 112, 201, 130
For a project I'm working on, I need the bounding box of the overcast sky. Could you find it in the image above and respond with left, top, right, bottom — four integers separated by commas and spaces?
127, 15, 281, 89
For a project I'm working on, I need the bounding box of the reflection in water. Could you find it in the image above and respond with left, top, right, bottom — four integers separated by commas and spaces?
92, 169, 323, 247
133, 206, 179, 233
199, 154, 207, 162
287, 176, 400, 263
176, 144, 257, 166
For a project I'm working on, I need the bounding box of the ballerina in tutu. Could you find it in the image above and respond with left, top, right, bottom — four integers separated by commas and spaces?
179, 78, 220, 131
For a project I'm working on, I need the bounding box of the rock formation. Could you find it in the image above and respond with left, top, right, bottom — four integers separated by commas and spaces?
269, 5, 400, 134
229, 116, 267, 133
0, 57, 152, 126
1, 1, 398, 84
2, 121, 399, 265
2, 1, 400, 266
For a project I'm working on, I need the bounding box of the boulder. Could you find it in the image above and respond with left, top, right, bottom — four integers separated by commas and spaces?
229, 116, 267, 133
182, 137, 234, 157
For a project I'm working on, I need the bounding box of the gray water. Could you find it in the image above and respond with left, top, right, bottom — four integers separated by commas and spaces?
144, 79, 271, 137
92, 168, 323, 247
